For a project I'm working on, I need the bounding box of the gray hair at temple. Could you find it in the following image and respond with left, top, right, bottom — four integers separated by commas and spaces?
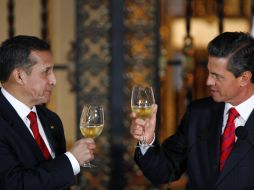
208, 31, 254, 83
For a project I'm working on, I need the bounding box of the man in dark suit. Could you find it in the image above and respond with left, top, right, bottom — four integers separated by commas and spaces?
130, 31, 254, 190
0, 35, 96, 190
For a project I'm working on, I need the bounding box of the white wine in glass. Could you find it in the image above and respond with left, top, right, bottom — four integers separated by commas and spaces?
80, 124, 103, 138
131, 85, 155, 148
80, 105, 104, 167
131, 106, 154, 119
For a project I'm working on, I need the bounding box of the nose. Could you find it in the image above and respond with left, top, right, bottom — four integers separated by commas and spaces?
206, 74, 214, 86
49, 72, 56, 85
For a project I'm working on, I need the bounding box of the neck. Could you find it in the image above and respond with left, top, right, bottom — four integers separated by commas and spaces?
231, 86, 254, 106
2, 83, 33, 109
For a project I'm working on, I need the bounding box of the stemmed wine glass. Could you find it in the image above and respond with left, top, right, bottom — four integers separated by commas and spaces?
131, 85, 155, 148
80, 105, 104, 167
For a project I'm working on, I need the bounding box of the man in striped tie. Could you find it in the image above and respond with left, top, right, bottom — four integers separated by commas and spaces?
130, 31, 254, 190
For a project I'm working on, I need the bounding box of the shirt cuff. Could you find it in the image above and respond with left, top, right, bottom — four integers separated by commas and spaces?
65, 152, 80, 175
139, 133, 155, 155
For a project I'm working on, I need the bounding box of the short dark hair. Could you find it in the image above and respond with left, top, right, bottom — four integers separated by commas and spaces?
208, 32, 254, 82
0, 35, 51, 82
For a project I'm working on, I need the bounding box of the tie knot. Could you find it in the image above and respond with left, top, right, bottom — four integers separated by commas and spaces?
28, 111, 37, 122
229, 107, 239, 118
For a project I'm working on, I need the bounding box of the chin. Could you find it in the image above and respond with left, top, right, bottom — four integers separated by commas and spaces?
37, 97, 50, 105
211, 96, 223, 102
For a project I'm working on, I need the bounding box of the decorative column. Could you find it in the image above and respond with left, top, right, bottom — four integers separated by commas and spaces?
7, 0, 15, 37
122, 0, 160, 189
75, 0, 160, 189
217, 0, 224, 33
75, 1, 111, 189
40, 0, 49, 42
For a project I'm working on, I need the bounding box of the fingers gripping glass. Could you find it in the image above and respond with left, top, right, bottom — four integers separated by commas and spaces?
131, 85, 155, 148
80, 105, 104, 167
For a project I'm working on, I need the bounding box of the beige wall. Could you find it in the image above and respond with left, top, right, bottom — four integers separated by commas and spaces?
0, 0, 9, 41
0, 0, 77, 147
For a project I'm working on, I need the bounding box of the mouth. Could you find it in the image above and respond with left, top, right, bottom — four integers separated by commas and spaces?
209, 88, 217, 94
43, 90, 52, 97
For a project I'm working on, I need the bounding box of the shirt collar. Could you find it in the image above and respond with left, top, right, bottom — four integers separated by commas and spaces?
1, 88, 36, 119
224, 94, 254, 121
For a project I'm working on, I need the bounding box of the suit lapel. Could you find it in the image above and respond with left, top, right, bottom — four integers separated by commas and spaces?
215, 109, 254, 187
0, 91, 45, 161
36, 107, 57, 153
245, 112, 254, 150
207, 102, 225, 182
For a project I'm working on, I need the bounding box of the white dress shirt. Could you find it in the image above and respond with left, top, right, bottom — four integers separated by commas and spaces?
223, 94, 254, 140
1, 88, 80, 175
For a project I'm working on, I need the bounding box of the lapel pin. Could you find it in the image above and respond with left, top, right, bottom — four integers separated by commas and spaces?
50, 125, 55, 129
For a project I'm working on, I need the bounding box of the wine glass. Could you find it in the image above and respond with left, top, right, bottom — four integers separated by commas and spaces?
131, 85, 155, 148
80, 105, 104, 167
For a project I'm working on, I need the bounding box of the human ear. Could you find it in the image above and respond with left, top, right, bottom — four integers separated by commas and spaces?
239, 71, 252, 86
13, 68, 26, 84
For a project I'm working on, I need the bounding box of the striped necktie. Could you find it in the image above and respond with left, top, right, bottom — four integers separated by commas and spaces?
219, 107, 239, 171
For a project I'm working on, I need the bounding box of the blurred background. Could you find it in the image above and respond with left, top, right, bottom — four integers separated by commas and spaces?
0, 0, 252, 189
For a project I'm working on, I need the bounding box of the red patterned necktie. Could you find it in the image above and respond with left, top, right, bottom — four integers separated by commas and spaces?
219, 107, 239, 171
28, 111, 51, 160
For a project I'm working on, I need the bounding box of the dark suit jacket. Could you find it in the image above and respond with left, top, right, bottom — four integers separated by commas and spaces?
0, 90, 74, 190
135, 97, 254, 190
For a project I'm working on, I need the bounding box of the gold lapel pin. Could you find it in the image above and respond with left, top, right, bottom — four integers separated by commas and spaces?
50, 125, 55, 129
